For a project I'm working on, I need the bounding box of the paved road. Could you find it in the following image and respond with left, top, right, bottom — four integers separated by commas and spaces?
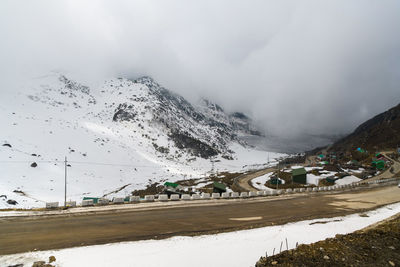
235, 167, 276, 191
1, 185, 399, 255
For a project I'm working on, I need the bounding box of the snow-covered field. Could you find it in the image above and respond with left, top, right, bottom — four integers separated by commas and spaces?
293, 166, 362, 186
252, 165, 363, 191
0, 73, 285, 209
2, 202, 399, 267
252, 172, 284, 190
335, 175, 362, 185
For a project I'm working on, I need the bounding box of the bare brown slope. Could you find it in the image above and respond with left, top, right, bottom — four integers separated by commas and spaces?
330, 103, 400, 151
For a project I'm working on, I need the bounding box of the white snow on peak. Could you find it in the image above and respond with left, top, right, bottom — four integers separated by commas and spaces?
0, 73, 285, 208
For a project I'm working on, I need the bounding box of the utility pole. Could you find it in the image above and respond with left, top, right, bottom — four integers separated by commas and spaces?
210, 156, 216, 178
277, 162, 279, 190
64, 156, 67, 207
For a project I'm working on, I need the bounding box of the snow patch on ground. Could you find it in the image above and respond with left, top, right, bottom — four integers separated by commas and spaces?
335, 175, 362, 185
251, 172, 275, 191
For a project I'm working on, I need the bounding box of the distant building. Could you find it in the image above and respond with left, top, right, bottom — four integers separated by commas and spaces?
270, 178, 282, 185
213, 181, 227, 193
292, 168, 307, 184
372, 160, 385, 170
164, 182, 182, 192
83, 197, 99, 204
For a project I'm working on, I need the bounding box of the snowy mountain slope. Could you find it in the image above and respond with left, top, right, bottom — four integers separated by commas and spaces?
0, 73, 285, 209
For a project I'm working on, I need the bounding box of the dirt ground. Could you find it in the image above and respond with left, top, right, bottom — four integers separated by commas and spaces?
1, 185, 399, 255
256, 213, 400, 267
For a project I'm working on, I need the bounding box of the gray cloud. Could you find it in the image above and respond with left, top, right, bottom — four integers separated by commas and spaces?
1, 0, 400, 141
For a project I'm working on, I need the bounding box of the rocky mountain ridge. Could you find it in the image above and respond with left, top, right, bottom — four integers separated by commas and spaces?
0, 73, 282, 209
330, 103, 400, 152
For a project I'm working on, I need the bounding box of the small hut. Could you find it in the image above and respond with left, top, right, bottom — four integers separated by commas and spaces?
213, 181, 227, 193
83, 197, 99, 204
164, 182, 182, 192
372, 160, 385, 170
292, 168, 307, 184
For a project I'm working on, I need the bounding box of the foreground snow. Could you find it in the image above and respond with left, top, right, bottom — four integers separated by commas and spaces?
2, 202, 400, 267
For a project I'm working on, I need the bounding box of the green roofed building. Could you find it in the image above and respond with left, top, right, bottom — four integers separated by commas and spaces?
163, 182, 182, 193
292, 167, 307, 184
83, 197, 99, 204
213, 181, 227, 193
372, 160, 385, 170
270, 178, 282, 185
164, 182, 179, 188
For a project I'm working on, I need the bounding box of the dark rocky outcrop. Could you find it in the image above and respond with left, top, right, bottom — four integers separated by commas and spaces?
330, 103, 400, 152
7, 199, 18, 205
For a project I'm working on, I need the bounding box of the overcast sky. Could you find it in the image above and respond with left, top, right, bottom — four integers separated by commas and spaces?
1, 0, 400, 139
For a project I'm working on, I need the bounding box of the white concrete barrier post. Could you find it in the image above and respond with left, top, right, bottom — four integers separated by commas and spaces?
221, 192, 230, 198
240, 192, 248, 198
249, 191, 257, 197
46, 202, 59, 209
211, 193, 220, 199
230, 192, 239, 198
112, 197, 124, 204
285, 188, 293, 194
170, 194, 180, 201
201, 193, 211, 199
158, 194, 168, 201
82, 199, 94, 206
181, 194, 191, 200
144, 195, 155, 202
191, 194, 201, 200
257, 191, 264, 196
129, 196, 140, 203
98, 198, 109, 205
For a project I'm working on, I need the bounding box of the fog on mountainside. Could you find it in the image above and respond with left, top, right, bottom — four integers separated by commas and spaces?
1, 0, 400, 149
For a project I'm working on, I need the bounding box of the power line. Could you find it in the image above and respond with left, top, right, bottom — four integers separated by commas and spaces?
0, 159, 157, 168
0, 160, 56, 163
68, 161, 159, 168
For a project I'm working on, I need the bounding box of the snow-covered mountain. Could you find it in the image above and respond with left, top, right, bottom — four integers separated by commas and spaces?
0, 73, 285, 208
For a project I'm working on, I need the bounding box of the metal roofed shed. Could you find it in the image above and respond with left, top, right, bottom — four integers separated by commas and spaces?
372, 160, 385, 170
83, 197, 99, 204
292, 167, 307, 184
213, 181, 227, 193
270, 178, 282, 185
163, 181, 183, 196
164, 182, 179, 188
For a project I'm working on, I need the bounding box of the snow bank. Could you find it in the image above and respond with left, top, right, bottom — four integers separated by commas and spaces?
251, 172, 275, 190
2, 203, 400, 267
335, 175, 362, 185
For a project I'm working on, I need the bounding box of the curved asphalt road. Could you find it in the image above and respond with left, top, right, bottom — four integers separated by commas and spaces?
0, 184, 399, 255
